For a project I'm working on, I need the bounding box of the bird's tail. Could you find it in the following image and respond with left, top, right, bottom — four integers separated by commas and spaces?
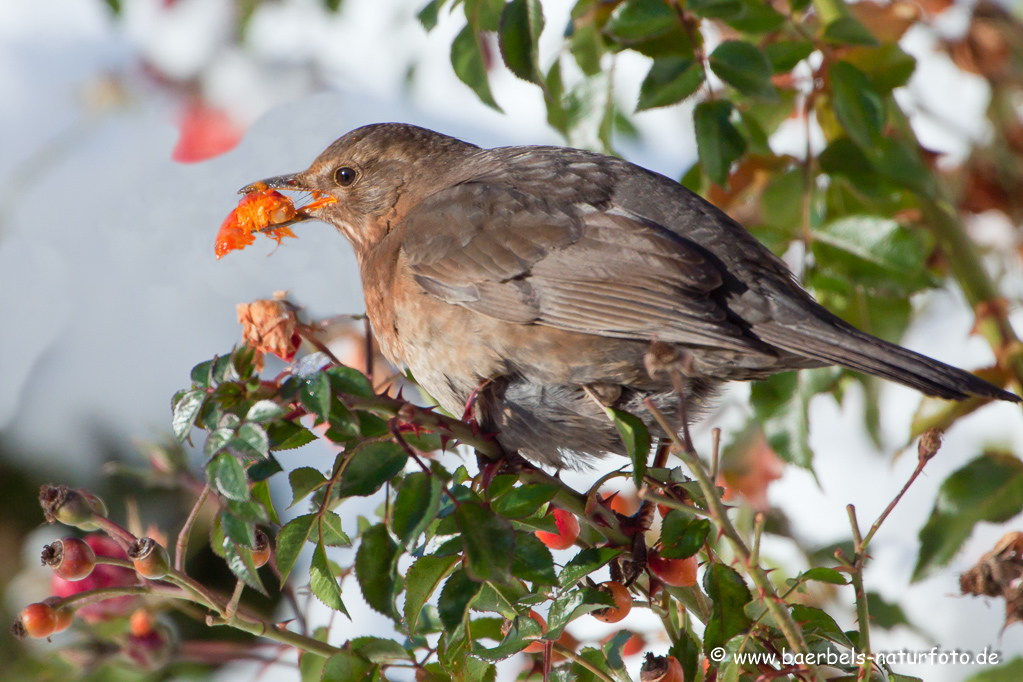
755, 316, 1020, 403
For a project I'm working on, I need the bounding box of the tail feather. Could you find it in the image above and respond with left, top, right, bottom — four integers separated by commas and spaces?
755, 319, 1020, 403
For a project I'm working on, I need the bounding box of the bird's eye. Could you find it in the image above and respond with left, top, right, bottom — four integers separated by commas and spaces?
334, 166, 357, 187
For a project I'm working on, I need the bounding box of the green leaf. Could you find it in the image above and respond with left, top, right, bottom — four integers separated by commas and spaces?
703, 564, 752, 657
708, 41, 776, 100
392, 472, 443, 546
232, 422, 269, 458
471, 613, 541, 660
764, 40, 814, 73
511, 532, 558, 585
276, 514, 316, 584
451, 24, 501, 111
204, 427, 234, 460
211, 354, 238, 386
310, 541, 348, 614
319, 511, 351, 546
350, 636, 414, 664
913, 452, 1023, 581
405, 554, 460, 633
750, 370, 825, 469
568, 18, 605, 76
636, 58, 704, 111
248, 454, 283, 481
660, 511, 710, 559
499, 0, 544, 84
607, 407, 651, 489
335, 441, 408, 498
687, 0, 742, 19
547, 587, 614, 638
321, 652, 374, 682
725, 0, 785, 34
830, 61, 884, 152
207, 452, 249, 502
299, 651, 326, 682
790, 604, 854, 647
823, 16, 879, 46
456, 502, 515, 583
289, 467, 327, 508
842, 43, 916, 94
964, 657, 1023, 682
491, 483, 560, 519
438, 567, 481, 632
797, 567, 849, 586
418, 0, 448, 31
603, 0, 676, 43
811, 216, 929, 294
223, 533, 268, 596
671, 631, 702, 682
300, 372, 332, 422
356, 524, 400, 618
190, 359, 214, 388
559, 546, 623, 588
865, 591, 912, 630
267, 420, 317, 450
326, 365, 375, 398
251, 480, 279, 525
246, 399, 284, 423
694, 100, 746, 186
172, 390, 205, 440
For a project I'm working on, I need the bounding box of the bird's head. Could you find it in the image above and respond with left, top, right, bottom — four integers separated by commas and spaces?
240, 123, 478, 257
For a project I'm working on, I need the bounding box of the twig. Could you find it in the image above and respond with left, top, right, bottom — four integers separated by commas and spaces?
176, 484, 210, 572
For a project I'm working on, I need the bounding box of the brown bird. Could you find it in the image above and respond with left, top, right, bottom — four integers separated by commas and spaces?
242, 123, 1019, 467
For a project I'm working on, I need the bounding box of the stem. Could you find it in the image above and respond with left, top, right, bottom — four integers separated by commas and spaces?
644, 399, 818, 675
297, 325, 344, 367
206, 615, 341, 659
176, 484, 210, 572
91, 515, 137, 550
167, 570, 226, 615
226, 580, 245, 620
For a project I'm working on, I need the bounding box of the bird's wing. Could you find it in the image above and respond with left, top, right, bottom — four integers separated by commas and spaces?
401, 182, 760, 352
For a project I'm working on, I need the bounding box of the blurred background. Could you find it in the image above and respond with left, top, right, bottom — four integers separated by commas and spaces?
2, 0, 1022, 680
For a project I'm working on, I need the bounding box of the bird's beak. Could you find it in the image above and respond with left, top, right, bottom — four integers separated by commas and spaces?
238, 173, 308, 195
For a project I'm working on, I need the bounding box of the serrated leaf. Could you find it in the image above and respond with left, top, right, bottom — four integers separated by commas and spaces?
703, 564, 752, 657
471, 612, 542, 661
830, 61, 884, 152
405, 554, 460, 634
791, 604, 854, 647
251, 480, 279, 525
812, 216, 929, 294
636, 58, 704, 111
190, 359, 214, 387
319, 511, 351, 546
418, 0, 447, 31
694, 100, 746, 186
559, 546, 623, 588
764, 40, 814, 73
823, 16, 879, 46
607, 407, 650, 488
392, 472, 443, 546
356, 523, 400, 618
499, 0, 544, 84
438, 568, 481, 632
204, 427, 235, 460
221, 510, 257, 549
207, 452, 249, 501
172, 390, 205, 440
336, 441, 408, 498
547, 587, 614, 638
310, 541, 348, 614
289, 467, 327, 508
456, 502, 515, 583
604, 0, 676, 42
350, 636, 414, 664
491, 483, 560, 519
511, 532, 558, 585
708, 41, 776, 99
326, 365, 375, 398
300, 372, 332, 422
660, 512, 710, 559
962, 657, 1023, 681
246, 399, 284, 423
267, 420, 318, 450
913, 452, 1023, 581
223, 537, 268, 596
725, 0, 785, 34
321, 651, 374, 682
750, 370, 822, 469
232, 422, 269, 458
798, 567, 849, 586
687, 0, 742, 19
276, 514, 316, 584
451, 24, 501, 111
865, 591, 912, 630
